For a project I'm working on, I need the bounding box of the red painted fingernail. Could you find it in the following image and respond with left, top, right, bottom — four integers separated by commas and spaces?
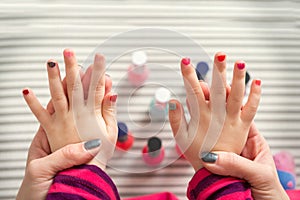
255, 79, 261, 86
64, 50, 74, 58
181, 57, 190, 66
217, 54, 226, 62
22, 89, 29, 95
237, 62, 245, 70
110, 94, 118, 102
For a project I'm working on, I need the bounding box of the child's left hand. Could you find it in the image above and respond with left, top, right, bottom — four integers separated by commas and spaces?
169, 53, 261, 171
23, 49, 118, 169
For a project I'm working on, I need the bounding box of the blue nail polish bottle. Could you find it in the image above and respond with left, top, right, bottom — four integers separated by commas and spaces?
196, 61, 209, 81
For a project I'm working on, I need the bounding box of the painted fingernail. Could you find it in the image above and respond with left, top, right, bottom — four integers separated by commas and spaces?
64, 50, 74, 58
217, 54, 226, 62
237, 62, 245, 70
110, 94, 118, 102
47, 61, 56, 68
255, 79, 261, 86
181, 57, 190, 66
22, 89, 29, 95
169, 102, 177, 111
201, 152, 218, 163
84, 139, 101, 150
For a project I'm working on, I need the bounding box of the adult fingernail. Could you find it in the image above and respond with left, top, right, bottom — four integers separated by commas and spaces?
22, 89, 29, 95
181, 57, 190, 66
201, 152, 218, 163
237, 62, 245, 70
105, 73, 111, 77
84, 139, 101, 150
217, 54, 226, 62
110, 94, 118, 102
47, 61, 56, 68
169, 102, 176, 110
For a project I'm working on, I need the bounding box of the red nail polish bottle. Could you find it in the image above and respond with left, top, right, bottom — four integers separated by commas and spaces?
116, 122, 134, 151
128, 51, 149, 86
142, 137, 165, 166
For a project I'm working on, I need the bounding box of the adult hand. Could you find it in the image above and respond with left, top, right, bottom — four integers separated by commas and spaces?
16, 125, 101, 200
201, 123, 290, 200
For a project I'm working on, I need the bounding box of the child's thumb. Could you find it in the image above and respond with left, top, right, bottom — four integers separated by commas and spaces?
201, 151, 260, 182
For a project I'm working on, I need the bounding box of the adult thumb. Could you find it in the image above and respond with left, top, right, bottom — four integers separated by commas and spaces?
37, 139, 101, 176
201, 151, 262, 183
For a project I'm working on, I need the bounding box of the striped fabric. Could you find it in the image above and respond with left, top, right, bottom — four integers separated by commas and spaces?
46, 165, 120, 200
187, 168, 252, 200
46, 164, 253, 200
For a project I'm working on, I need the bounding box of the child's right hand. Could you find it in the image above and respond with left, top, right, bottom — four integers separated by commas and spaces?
169, 52, 261, 171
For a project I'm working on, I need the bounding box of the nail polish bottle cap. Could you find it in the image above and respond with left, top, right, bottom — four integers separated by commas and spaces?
155, 87, 171, 103
148, 137, 162, 152
196, 61, 209, 81
245, 71, 250, 85
132, 51, 147, 66
118, 122, 128, 138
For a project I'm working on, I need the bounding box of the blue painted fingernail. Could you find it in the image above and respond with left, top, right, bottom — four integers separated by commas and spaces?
47, 61, 56, 68
84, 139, 101, 150
169, 102, 176, 111
201, 152, 218, 163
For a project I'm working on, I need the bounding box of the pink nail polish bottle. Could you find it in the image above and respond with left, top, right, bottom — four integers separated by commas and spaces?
142, 137, 165, 166
149, 87, 171, 121
116, 122, 134, 151
128, 51, 149, 86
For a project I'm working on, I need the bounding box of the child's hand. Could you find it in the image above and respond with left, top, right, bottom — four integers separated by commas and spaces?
169, 53, 261, 171
22, 49, 118, 169
202, 123, 290, 200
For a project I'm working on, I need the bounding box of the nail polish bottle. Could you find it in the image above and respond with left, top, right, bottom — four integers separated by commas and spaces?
175, 144, 186, 159
196, 61, 209, 81
149, 87, 171, 121
128, 51, 149, 86
142, 137, 165, 166
116, 122, 134, 151
244, 71, 251, 97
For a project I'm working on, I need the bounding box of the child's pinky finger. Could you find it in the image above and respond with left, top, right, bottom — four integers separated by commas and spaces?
241, 79, 261, 122
22, 88, 51, 128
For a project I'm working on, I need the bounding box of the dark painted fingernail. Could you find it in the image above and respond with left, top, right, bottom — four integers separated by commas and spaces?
181, 57, 190, 66
22, 89, 29, 95
47, 62, 56, 68
84, 139, 101, 150
169, 102, 176, 110
201, 152, 218, 163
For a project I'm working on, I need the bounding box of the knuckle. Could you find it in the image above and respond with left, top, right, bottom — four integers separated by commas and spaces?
61, 145, 76, 159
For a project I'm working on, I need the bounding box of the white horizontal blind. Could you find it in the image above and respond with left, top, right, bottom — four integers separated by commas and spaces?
0, 1, 300, 199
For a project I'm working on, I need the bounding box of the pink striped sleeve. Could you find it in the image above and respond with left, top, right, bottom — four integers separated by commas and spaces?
187, 168, 253, 200
46, 164, 120, 200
